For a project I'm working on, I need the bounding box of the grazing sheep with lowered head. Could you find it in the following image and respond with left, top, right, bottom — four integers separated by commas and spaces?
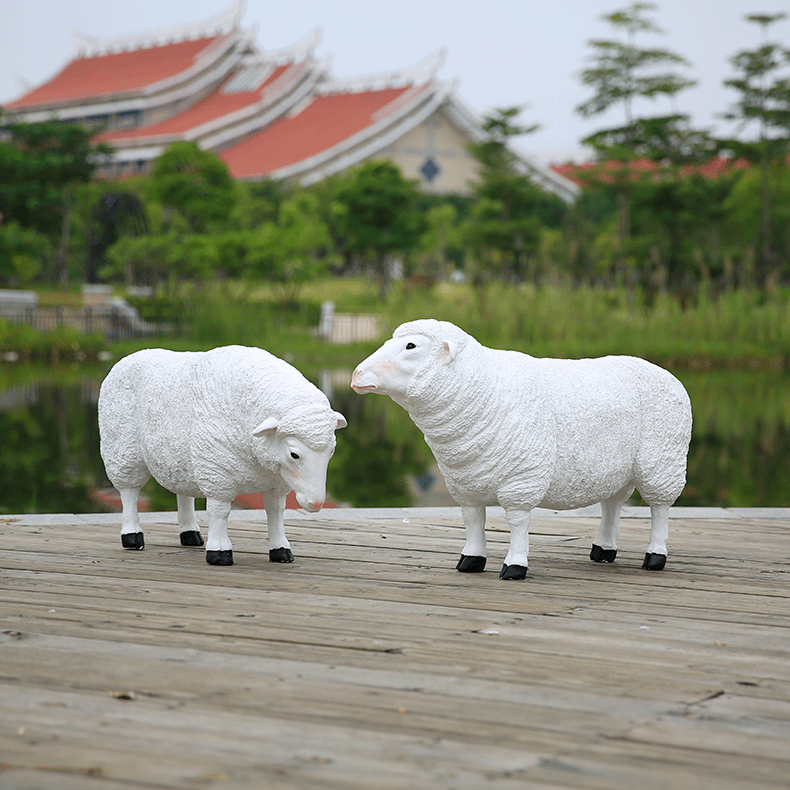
99, 345, 346, 566
351, 319, 692, 579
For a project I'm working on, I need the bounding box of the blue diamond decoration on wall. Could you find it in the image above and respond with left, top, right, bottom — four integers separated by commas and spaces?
420, 157, 440, 183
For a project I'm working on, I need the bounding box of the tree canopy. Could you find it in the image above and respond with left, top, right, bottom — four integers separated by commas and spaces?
331, 160, 423, 296
150, 141, 236, 233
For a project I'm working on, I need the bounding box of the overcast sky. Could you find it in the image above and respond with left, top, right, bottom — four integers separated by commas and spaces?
2, 0, 789, 162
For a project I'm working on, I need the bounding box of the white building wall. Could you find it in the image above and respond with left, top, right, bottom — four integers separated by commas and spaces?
379, 106, 479, 195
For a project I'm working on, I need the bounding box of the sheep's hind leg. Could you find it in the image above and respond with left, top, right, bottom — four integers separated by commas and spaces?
265, 491, 293, 563
457, 505, 487, 572
501, 508, 530, 580
177, 494, 204, 546
590, 486, 632, 563
643, 502, 669, 570
119, 487, 145, 550
205, 498, 233, 566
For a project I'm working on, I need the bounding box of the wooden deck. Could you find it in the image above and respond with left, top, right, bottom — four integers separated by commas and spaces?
1, 506, 788, 790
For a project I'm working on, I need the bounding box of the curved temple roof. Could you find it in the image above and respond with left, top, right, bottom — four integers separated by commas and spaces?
221, 85, 416, 179
97, 64, 292, 142
1, 7, 579, 201
6, 36, 228, 108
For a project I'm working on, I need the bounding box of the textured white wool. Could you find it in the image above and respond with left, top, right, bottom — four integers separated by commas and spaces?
388, 320, 691, 511
99, 345, 338, 502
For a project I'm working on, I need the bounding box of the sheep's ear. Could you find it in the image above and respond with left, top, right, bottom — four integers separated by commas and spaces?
334, 411, 348, 430
441, 340, 458, 364
252, 417, 279, 437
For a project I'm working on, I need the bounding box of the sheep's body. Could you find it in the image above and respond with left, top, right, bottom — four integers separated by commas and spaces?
99, 345, 346, 565
352, 319, 692, 579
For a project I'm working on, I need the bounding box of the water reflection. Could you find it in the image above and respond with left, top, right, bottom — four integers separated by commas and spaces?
0, 376, 105, 514
679, 371, 790, 508
1, 366, 788, 514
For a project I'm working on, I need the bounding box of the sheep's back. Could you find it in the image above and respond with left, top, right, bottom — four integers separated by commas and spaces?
537, 355, 691, 508
410, 347, 557, 507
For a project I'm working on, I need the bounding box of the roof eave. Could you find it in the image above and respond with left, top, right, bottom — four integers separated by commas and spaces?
5, 35, 249, 124
106, 57, 324, 157
442, 91, 580, 203
259, 81, 449, 184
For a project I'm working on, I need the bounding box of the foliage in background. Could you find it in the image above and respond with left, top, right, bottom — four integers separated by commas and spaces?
330, 160, 424, 297
246, 192, 337, 301
464, 107, 567, 285
0, 318, 104, 363
149, 141, 236, 232
2, 6, 790, 302
0, 221, 51, 285
0, 116, 111, 285
722, 12, 790, 285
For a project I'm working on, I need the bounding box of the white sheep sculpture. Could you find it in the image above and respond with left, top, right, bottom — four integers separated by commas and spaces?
99, 345, 346, 566
351, 319, 692, 579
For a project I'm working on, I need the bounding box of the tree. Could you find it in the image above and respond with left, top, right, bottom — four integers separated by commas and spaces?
465, 106, 564, 282
150, 142, 236, 232
246, 192, 334, 301
577, 3, 695, 144
723, 165, 790, 278
722, 12, 790, 283
85, 191, 149, 283
0, 116, 111, 284
417, 202, 464, 279
0, 221, 51, 285
103, 234, 172, 288
576, 3, 699, 285
331, 160, 423, 298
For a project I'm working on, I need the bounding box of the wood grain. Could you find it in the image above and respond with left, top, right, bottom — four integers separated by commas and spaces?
0, 508, 788, 789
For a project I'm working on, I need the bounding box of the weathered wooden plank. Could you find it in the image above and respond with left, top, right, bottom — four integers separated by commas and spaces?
1, 509, 789, 790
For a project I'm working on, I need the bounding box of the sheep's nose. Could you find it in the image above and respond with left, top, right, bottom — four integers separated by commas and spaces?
351, 369, 376, 393
306, 499, 324, 512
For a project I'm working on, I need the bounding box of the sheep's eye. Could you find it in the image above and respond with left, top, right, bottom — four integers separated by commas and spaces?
406, 342, 416, 350
290, 452, 300, 460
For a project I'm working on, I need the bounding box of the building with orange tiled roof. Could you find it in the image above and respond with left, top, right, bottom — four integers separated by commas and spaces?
3, 1, 579, 202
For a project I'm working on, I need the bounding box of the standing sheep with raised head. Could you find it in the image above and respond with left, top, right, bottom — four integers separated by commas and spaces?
351, 319, 692, 580
99, 345, 346, 566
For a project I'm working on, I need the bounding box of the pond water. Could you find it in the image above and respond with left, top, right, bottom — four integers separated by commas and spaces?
1, 364, 789, 514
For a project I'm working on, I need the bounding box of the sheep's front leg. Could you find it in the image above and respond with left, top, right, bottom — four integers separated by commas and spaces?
177, 494, 204, 547
119, 487, 145, 550
643, 503, 669, 571
265, 491, 293, 563
501, 508, 531, 580
457, 504, 487, 572
205, 497, 233, 566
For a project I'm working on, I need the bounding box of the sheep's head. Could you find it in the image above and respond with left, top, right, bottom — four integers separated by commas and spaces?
252, 410, 346, 512
351, 319, 467, 406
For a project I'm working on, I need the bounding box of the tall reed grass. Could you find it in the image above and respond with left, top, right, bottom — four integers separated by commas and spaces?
380, 281, 789, 367
111, 278, 789, 369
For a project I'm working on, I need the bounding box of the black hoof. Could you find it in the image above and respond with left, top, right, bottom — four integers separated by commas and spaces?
206, 549, 234, 566
590, 544, 617, 563
121, 532, 144, 550
269, 547, 294, 563
499, 563, 528, 580
642, 552, 667, 571
180, 530, 204, 547
456, 554, 486, 573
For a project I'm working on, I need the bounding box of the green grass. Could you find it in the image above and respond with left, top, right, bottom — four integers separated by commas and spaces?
375, 280, 789, 368
13, 278, 790, 371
